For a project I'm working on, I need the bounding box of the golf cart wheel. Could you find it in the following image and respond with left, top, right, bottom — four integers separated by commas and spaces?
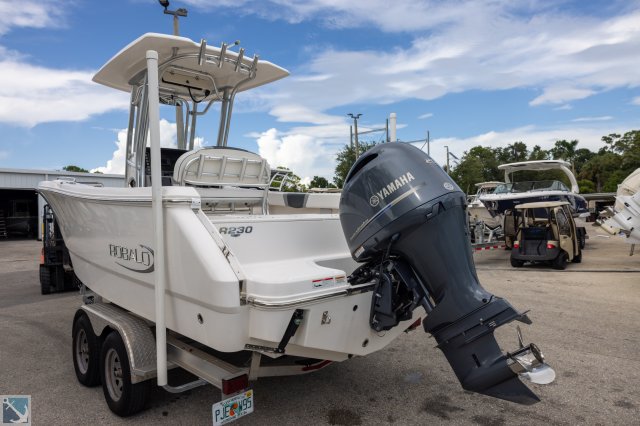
578, 230, 586, 250
39, 265, 52, 295
572, 250, 582, 263
72, 313, 101, 387
552, 252, 568, 270
100, 331, 149, 417
510, 257, 524, 267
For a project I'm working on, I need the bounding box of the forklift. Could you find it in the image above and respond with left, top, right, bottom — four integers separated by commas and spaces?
39, 204, 78, 294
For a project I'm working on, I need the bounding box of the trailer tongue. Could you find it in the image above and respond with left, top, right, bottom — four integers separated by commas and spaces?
340, 143, 555, 404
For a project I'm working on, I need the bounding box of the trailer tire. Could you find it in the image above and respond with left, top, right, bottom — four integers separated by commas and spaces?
72, 313, 101, 387
100, 331, 149, 417
39, 265, 52, 295
552, 252, 567, 270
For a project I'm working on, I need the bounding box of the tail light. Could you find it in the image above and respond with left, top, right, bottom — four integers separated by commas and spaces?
546, 242, 556, 249
222, 374, 249, 396
513, 241, 520, 249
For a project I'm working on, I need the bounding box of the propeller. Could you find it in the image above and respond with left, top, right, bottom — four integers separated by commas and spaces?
510, 326, 556, 385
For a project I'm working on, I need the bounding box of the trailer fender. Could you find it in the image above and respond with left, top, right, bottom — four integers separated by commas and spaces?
79, 303, 157, 383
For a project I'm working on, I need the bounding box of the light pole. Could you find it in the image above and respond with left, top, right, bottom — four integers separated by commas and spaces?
347, 113, 362, 158
445, 145, 450, 175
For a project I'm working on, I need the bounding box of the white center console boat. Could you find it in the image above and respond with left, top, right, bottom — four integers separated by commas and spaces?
38, 28, 554, 419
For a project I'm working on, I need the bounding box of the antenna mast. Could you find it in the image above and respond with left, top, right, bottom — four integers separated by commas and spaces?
158, 1, 188, 36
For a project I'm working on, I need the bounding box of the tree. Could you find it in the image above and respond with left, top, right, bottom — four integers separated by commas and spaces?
333, 141, 377, 188
549, 139, 579, 174
63, 165, 89, 173
450, 146, 500, 193
528, 145, 549, 161
272, 167, 307, 192
309, 176, 335, 189
601, 131, 640, 172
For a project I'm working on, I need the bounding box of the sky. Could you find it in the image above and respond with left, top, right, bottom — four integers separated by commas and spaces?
0, 0, 639, 184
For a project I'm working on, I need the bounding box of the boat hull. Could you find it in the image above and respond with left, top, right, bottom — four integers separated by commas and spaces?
38, 181, 418, 360
481, 191, 588, 217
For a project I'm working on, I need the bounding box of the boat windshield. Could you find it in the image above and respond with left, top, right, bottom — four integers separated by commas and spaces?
494, 180, 568, 194
494, 183, 513, 194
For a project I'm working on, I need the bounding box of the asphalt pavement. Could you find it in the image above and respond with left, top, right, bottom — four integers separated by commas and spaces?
0, 223, 638, 425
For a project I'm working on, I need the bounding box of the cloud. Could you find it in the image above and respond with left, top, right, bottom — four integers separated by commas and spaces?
421, 123, 629, 168
0, 1, 128, 127
571, 116, 613, 122
0, 58, 130, 127
91, 120, 205, 174
0, 0, 65, 35
554, 104, 573, 111
189, 2, 640, 117
418, 113, 433, 120
256, 128, 337, 180
0, 150, 9, 160
632, 96, 640, 105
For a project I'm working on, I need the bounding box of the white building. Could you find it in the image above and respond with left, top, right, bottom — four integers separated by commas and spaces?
0, 168, 124, 240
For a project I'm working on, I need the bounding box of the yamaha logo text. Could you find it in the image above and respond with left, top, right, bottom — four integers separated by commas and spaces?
369, 172, 416, 207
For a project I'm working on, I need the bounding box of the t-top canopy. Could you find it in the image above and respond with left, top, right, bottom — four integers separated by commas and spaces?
498, 160, 571, 172
93, 33, 289, 98
498, 160, 578, 193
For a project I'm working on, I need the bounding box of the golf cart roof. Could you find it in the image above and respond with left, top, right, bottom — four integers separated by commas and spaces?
515, 201, 570, 209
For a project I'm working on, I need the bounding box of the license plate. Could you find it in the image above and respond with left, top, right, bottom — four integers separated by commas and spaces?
212, 390, 254, 425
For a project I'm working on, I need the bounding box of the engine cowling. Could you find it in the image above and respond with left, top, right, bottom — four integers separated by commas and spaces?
339, 143, 554, 405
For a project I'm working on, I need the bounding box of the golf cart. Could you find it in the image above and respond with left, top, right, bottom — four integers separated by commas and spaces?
509, 201, 584, 270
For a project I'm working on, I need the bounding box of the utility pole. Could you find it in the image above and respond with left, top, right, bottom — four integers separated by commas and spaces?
426, 130, 430, 156
347, 113, 362, 158
445, 145, 450, 175
350, 125, 353, 151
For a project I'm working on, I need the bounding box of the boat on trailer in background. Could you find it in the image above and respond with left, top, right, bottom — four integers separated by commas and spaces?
480, 160, 588, 218
601, 168, 640, 255
37, 11, 555, 422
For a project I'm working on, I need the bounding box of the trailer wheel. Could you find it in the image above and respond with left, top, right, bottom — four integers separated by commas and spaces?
72, 314, 101, 386
39, 265, 52, 295
552, 252, 567, 270
100, 331, 149, 417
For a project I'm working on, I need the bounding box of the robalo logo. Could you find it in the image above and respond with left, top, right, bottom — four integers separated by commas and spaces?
109, 244, 155, 273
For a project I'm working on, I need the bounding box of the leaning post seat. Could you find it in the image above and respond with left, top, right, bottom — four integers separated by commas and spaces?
172, 147, 271, 213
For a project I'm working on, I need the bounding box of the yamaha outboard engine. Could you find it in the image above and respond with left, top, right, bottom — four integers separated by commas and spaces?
340, 143, 555, 404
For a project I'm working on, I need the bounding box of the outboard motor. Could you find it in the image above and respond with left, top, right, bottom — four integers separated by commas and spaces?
340, 143, 555, 404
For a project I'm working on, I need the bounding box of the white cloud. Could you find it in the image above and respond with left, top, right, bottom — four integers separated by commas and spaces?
418, 113, 433, 120
0, 1, 65, 35
529, 87, 596, 106
421, 123, 630, 168
256, 128, 337, 180
571, 116, 613, 122
632, 96, 640, 105
0, 150, 9, 160
554, 104, 573, 111
0, 58, 129, 127
198, 2, 640, 117
91, 120, 205, 174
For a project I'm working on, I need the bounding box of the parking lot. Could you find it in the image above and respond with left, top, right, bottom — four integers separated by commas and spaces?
1, 223, 639, 425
